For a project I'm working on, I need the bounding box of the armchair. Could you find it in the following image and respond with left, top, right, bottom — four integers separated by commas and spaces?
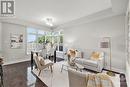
33, 54, 53, 76
68, 68, 114, 87
68, 68, 86, 87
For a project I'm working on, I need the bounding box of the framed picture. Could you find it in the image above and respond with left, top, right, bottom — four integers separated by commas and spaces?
10, 34, 23, 48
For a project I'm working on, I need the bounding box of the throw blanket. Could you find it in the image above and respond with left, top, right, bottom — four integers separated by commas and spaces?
86, 73, 114, 87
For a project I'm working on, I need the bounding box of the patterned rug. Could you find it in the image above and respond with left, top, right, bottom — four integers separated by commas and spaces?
32, 61, 120, 87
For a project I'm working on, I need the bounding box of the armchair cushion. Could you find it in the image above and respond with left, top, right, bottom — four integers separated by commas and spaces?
38, 56, 45, 66
44, 59, 53, 65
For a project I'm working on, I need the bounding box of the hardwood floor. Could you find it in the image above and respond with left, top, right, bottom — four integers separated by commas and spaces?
3, 61, 47, 87
2, 61, 127, 87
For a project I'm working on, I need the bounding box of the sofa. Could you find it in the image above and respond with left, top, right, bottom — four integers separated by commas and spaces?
75, 51, 104, 72
68, 68, 114, 87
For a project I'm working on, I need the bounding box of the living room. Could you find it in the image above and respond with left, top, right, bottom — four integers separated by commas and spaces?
0, 0, 129, 87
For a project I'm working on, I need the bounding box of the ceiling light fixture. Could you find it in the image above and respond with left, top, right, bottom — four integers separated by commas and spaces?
44, 17, 54, 27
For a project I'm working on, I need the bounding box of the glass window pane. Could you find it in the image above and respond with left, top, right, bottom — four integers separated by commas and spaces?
36, 35, 45, 43
60, 31, 63, 35
27, 34, 36, 43
46, 32, 52, 36
60, 35, 63, 43
38, 30, 45, 35
46, 36, 52, 43
54, 36, 58, 43
27, 28, 37, 34
52, 32, 59, 36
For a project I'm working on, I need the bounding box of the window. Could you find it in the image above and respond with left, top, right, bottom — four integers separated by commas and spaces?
27, 27, 46, 54
52, 31, 63, 51
27, 27, 64, 54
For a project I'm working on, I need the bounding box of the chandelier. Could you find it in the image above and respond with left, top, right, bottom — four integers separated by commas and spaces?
44, 18, 54, 26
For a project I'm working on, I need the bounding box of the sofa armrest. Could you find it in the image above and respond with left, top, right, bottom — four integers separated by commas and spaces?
97, 57, 104, 71
97, 57, 104, 64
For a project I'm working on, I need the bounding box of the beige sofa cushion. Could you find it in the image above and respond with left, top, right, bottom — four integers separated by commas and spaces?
90, 52, 100, 60
90, 51, 104, 60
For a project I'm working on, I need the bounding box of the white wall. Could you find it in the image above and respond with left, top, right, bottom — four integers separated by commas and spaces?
1, 19, 51, 32
2, 23, 27, 64
1, 22, 50, 64
61, 15, 126, 72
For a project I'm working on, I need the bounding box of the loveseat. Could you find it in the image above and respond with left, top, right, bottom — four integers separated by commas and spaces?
75, 52, 104, 72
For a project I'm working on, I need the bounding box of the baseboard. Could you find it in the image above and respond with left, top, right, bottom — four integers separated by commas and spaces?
4, 58, 30, 65
104, 66, 125, 74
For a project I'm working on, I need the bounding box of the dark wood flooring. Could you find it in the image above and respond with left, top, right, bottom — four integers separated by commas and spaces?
3, 61, 47, 87
2, 61, 127, 87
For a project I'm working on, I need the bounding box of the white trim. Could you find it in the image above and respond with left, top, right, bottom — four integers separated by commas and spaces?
4, 58, 30, 65
54, 8, 125, 30
1, 19, 51, 31
104, 66, 125, 74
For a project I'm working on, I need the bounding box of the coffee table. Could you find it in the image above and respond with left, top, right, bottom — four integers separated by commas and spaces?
61, 62, 84, 72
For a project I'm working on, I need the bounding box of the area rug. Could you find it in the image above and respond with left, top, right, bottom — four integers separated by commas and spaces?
32, 61, 120, 87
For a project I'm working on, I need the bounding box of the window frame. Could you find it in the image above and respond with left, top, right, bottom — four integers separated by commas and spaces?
27, 28, 64, 54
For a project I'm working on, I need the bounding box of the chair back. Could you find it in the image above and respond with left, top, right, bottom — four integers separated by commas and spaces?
33, 54, 42, 69
48, 48, 55, 56
68, 69, 87, 87
41, 49, 47, 58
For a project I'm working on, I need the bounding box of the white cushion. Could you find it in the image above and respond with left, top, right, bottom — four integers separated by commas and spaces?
75, 58, 98, 67
44, 59, 53, 65
83, 59, 98, 67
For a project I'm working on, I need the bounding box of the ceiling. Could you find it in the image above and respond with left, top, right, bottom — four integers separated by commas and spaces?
15, 0, 111, 27
0, 0, 128, 28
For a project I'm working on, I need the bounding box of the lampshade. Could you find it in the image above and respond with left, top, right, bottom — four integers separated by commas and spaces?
100, 42, 109, 48
100, 37, 111, 48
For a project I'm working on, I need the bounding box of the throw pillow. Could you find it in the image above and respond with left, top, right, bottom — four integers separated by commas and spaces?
38, 56, 45, 66
91, 52, 100, 60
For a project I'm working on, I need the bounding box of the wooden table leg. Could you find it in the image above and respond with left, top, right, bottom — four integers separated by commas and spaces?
54, 50, 56, 63
31, 51, 33, 70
